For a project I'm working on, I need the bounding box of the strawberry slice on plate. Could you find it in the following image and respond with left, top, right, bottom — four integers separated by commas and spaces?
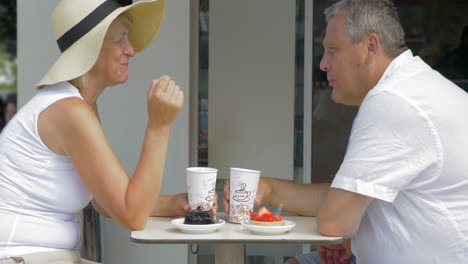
257, 206, 272, 217
249, 206, 284, 225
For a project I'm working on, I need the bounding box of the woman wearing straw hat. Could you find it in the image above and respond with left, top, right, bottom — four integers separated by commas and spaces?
0, 0, 203, 263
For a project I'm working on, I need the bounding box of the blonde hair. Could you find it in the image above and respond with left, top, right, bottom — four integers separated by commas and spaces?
68, 74, 89, 90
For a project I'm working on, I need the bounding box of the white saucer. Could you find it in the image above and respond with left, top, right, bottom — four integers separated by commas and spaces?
171, 218, 225, 234
241, 220, 296, 235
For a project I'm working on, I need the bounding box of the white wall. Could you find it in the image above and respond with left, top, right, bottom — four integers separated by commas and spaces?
18, 0, 190, 263
208, 0, 296, 180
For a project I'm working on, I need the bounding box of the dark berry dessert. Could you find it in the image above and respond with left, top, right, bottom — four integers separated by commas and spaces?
184, 208, 214, 225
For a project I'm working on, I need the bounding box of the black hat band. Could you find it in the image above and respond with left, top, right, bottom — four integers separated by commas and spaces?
57, 0, 121, 52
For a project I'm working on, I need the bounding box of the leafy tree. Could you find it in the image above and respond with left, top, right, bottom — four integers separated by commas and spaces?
0, 0, 16, 57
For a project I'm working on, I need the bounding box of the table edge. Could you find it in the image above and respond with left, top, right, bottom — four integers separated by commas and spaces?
130, 237, 343, 245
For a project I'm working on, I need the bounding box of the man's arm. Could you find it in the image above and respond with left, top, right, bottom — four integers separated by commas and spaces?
223, 177, 331, 217
317, 188, 373, 237
261, 178, 331, 216
264, 179, 373, 237
224, 176, 371, 237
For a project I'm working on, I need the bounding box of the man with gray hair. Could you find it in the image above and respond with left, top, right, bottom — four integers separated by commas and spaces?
223, 0, 468, 263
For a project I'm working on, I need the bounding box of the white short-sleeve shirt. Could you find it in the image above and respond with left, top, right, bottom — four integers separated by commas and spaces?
332, 50, 468, 263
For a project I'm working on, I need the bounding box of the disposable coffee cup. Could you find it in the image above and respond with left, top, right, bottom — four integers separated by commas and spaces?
229, 167, 260, 223
186, 167, 218, 211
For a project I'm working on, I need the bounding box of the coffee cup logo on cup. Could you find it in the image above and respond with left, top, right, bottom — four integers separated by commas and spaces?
186, 167, 218, 211
232, 182, 251, 202
229, 167, 260, 223
205, 185, 216, 203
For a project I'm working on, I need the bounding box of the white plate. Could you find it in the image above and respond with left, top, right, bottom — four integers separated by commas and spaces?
171, 218, 225, 234
241, 220, 296, 235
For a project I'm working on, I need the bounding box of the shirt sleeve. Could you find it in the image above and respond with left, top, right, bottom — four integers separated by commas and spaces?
331, 90, 441, 202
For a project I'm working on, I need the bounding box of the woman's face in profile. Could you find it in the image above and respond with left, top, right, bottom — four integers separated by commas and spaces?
89, 15, 135, 87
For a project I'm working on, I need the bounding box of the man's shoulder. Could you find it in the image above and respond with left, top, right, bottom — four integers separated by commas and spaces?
369, 58, 460, 107
382, 58, 432, 89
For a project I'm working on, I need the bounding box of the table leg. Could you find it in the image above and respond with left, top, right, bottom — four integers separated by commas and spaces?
215, 244, 245, 264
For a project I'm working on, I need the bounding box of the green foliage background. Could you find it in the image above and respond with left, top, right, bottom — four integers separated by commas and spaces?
0, 0, 17, 91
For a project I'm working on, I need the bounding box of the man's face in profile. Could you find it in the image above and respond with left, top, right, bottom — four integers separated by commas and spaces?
319, 14, 371, 106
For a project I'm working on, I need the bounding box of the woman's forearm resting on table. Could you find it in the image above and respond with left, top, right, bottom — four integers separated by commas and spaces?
151, 194, 189, 217
93, 194, 186, 220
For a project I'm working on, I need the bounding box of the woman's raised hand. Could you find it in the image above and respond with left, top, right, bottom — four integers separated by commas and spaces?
147, 75, 184, 129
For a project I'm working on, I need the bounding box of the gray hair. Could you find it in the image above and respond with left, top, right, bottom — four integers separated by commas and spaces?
324, 0, 407, 58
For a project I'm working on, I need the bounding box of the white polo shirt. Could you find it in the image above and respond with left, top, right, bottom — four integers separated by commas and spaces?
332, 50, 468, 263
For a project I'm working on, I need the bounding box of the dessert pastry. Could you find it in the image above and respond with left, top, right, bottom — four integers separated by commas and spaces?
183, 208, 214, 225
249, 206, 285, 226
249, 219, 285, 226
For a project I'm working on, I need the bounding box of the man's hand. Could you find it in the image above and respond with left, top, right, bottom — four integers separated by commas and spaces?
318, 239, 353, 264
211, 191, 219, 217
223, 178, 269, 213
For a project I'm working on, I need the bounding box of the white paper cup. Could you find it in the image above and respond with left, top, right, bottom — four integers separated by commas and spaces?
229, 167, 260, 223
186, 167, 218, 211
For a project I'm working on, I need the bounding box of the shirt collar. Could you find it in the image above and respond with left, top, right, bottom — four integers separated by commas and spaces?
377, 49, 414, 86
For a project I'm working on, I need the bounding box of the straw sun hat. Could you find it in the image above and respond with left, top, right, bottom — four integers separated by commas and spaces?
36, 0, 165, 88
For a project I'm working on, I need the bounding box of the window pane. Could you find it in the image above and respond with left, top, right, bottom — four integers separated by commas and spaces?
311, 0, 468, 184
311, 0, 358, 183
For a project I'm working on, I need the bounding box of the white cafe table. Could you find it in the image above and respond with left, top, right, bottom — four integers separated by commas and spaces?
131, 212, 342, 264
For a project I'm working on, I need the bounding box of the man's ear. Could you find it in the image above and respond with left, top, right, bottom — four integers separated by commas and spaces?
366, 32, 380, 63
